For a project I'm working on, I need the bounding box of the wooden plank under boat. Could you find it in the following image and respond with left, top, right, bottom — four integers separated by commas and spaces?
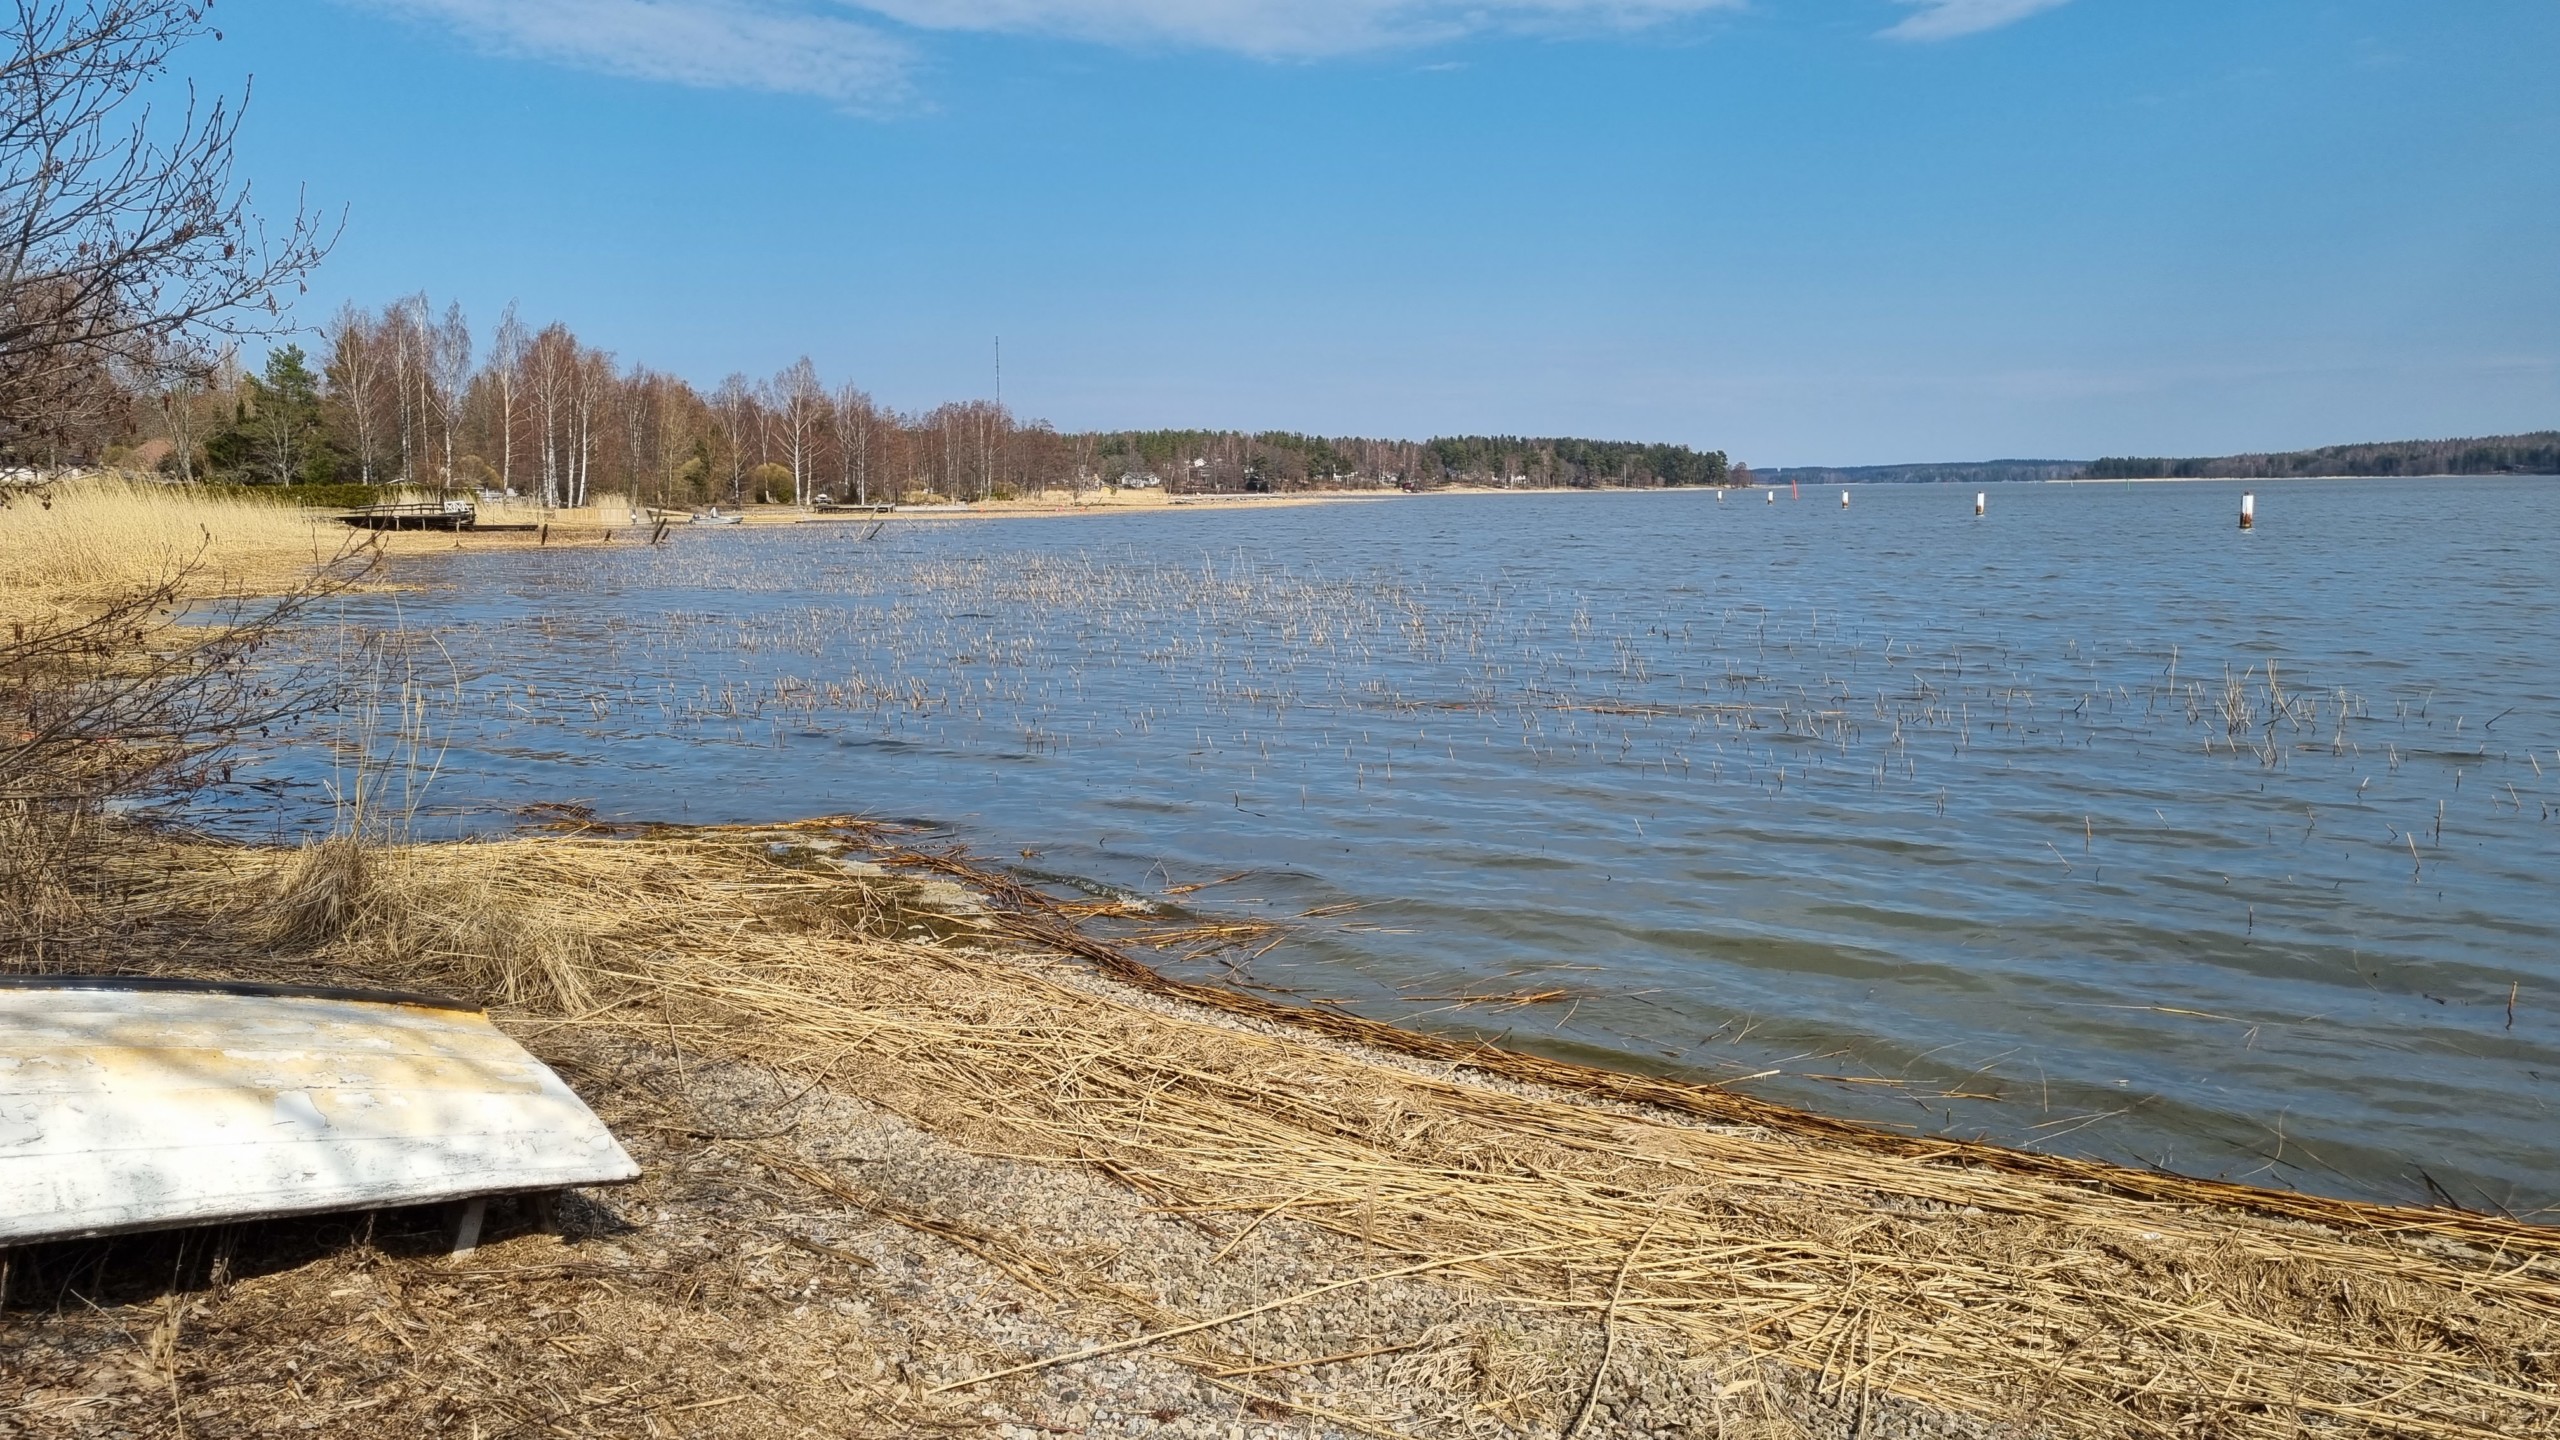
0, 976, 638, 1246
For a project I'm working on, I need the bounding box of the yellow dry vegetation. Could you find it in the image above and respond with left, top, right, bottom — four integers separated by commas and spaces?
95, 823, 2560, 1440
0, 477, 348, 621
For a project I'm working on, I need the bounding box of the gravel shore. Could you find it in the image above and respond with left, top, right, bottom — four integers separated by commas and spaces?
7, 830, 2552, 1439
2, 1021, 1986, 1439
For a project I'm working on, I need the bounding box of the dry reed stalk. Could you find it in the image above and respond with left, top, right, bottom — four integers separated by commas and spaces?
0, 478, 343, 621
109, 830, 2560, 1440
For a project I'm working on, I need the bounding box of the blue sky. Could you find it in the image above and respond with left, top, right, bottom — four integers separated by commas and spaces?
214, 1, 2558, 465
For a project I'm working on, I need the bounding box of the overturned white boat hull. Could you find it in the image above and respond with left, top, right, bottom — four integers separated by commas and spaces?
0, 977, 639, 1245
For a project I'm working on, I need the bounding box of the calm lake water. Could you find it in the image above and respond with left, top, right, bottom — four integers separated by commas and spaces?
226, 480, 2560, 1214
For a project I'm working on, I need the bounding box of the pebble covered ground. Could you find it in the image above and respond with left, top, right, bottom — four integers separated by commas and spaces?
1, 1020, 1991, 1440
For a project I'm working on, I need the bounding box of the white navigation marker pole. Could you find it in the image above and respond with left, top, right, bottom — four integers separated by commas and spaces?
1841, 490, 1851, 508
1976, 492, 1986, 516
2240, 492, 2256, 530
1766, 489, 1774, 504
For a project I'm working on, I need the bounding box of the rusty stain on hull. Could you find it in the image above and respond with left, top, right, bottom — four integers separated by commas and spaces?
0, 978, 639, 1244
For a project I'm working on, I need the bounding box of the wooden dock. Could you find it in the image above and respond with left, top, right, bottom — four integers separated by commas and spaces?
340, 499, 477, 531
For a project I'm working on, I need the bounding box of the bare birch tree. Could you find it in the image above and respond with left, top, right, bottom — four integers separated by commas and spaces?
829, 382, 876, 506
570, 342, 612, 508
768, 356, 824, 505
618, 364, 659, 510
485, 303, 528, 496
713, 373, 752, 505
523, 323, 580, 508
320, 302, 389, 484
383, 293, 428, 484
148, 340, 222, 481
426, 300, 469, 488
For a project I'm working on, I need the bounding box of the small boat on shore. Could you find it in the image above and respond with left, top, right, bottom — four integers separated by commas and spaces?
0, 975, 638, 1246
691, 506, 744, 525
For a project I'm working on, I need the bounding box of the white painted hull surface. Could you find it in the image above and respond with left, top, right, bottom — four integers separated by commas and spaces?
0, 979, 639, 1244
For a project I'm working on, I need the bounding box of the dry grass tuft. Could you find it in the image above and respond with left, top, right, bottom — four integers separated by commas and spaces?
358, 848, 599, 1012
0, 478, 340, 621
0, 801, 96, 960
263, 839, 596, 1011
265, 834, 370, 950
103, 825, 2560, 1440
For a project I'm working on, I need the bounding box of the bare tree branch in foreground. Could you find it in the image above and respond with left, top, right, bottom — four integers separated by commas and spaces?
0, 541, 376, 964
0, 0, 333, 464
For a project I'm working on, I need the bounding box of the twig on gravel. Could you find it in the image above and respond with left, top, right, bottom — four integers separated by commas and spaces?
1203, 1339, 1424, 1378
1191, 1373, 1423, 1440
1565, 1206, 1664, 1440
1207, 1181, 1328, 1265
928, 1241, 1579, 1393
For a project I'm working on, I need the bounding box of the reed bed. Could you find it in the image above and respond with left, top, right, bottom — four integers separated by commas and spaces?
0, 478, 347, 621
109, 826, 2560, 1440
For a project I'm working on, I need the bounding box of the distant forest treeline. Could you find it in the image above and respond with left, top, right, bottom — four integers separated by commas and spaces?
24, 296, 1731, 504
1763, 436, 2560, 488
2082, 433, 2560, 480
34, 287, 2543, 500
1760, 460, 2083, 487
1095, 430, 1727, 493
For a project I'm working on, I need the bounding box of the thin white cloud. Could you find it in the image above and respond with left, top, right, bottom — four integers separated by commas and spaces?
851, 1, 1740, 58
353, 1, 915, 108
1882, 0, 2072, 42
360, 0, 1741, 86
